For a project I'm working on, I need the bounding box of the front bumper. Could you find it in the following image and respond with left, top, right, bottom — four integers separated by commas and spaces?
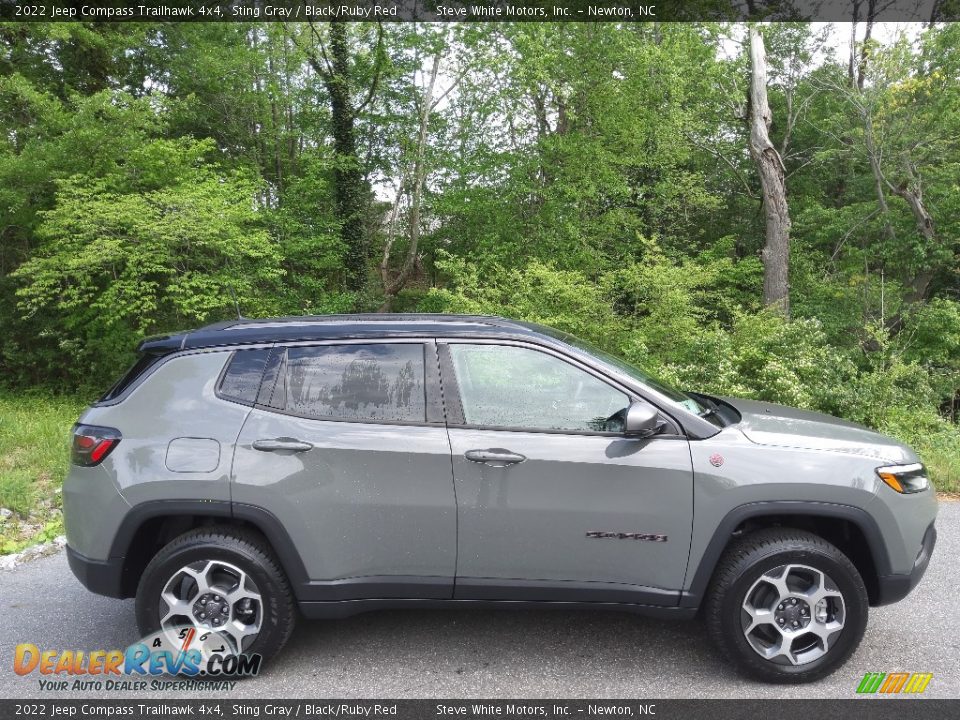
874, 522, 936, 606
66, 545, 128, 599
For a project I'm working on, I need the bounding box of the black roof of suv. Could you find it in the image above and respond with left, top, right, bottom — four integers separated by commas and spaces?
131, 312, 724, 438
138, 314, 551, 354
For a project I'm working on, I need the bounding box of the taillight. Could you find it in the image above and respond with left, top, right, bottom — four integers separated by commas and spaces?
71, 424, 121, 466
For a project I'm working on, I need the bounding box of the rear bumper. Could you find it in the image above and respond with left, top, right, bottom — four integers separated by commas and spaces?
66, 545, 127, 599
874, 522, 936, 606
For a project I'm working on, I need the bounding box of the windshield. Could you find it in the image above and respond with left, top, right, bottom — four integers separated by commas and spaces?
532, 326, 705, 415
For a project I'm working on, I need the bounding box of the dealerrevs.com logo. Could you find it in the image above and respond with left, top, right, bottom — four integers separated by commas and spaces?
856, 672, 933, 694
13, 627, 261, 691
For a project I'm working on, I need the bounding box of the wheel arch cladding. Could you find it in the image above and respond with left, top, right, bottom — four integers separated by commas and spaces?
681, 501, 891, 608
111, 500, 309, 599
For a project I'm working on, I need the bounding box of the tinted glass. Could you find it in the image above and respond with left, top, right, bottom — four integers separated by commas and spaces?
448, 344, 629, 432
218, 349, 270, 405
285, 344, 426, 422
530, 323, 704, 414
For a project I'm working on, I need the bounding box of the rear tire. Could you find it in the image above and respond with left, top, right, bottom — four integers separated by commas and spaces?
704, 528, 868, 683
135, 526, 296, 667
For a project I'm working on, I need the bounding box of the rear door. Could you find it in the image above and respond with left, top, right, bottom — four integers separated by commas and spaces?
231, 339, 457, 600
440, 340, 694, 605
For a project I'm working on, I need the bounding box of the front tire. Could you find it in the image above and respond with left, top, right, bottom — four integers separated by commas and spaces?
136, 526, 296, 666
704, 528, 868, 683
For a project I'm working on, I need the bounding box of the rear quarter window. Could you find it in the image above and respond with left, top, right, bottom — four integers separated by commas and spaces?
217, 349, 271, 405
99, 353, 165, 403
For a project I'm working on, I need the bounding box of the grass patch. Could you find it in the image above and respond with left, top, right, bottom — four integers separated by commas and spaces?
924, 446, 960, 495
0, 391, 87, 554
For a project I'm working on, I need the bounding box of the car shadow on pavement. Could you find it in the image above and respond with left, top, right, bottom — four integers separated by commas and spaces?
267, 608, 730, 696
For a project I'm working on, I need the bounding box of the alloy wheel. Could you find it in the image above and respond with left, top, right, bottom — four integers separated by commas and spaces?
159, 559, 263, 654
740, 563, 846, 666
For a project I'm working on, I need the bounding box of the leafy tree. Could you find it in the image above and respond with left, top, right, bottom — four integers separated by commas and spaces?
297, 21, 387, 294
11, 138, 283, 382
0, 20, 956, 485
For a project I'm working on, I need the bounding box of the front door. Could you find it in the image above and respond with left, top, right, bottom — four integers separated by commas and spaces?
440, 341, 693, 605
232, 340, 457, 601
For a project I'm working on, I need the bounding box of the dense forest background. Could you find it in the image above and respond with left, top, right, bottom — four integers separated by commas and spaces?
0, 21, 958, 490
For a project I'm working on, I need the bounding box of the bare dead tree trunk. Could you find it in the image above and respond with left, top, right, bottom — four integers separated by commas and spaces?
748, 26, 791, 317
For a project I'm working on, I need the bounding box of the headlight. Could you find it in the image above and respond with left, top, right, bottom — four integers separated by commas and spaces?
876, 463, 930, 494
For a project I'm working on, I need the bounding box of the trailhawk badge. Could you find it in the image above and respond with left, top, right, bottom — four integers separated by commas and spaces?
586, 531, 668, 542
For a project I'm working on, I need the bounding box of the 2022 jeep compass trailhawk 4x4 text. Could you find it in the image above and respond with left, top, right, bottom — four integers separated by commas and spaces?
63, 314, 938, 683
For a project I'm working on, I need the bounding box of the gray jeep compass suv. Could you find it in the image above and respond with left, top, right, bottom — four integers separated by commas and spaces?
63, 314, 937, 683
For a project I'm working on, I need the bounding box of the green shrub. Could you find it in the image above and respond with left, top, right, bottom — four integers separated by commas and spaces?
423, 256, 960, 491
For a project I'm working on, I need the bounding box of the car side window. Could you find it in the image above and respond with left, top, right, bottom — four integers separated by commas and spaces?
447, 344, 630, 433
218, 348, 271, 405
284, 344, 426, 423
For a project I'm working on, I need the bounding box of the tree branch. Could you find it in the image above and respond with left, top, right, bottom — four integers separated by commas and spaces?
685, 132, 758, 200
299, 21, 333, 80
353, 22, 385, 117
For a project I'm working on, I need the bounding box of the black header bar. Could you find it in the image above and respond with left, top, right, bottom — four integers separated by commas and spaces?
0, 0, 955, 22
0, 701, 958, 720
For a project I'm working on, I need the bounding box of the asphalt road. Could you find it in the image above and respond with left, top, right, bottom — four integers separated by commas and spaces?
1, 502, 958, 700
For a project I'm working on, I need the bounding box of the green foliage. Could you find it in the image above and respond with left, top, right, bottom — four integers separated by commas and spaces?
425, 253, 960, 490
0, 21, 957, 509
423, 254, 627, 348
11, 137, 284, 383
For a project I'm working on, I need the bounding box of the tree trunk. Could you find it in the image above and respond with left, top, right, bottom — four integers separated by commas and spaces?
861, 109, 897, 243
748, 26, 792, 317
325, 20, 367, 293
379, 52, 442, 312
929, 0, 944, 24
856, 88, 937, 335
857, 0, 877, 91
886, 174, 937, 332
847, 1, 861, 86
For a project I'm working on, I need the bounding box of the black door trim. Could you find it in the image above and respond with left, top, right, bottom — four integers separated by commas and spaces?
298, 598, 698, 621
455, 576, 680, 606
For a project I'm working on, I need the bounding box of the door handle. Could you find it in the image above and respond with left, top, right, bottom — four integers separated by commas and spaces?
252, 438, 314, 453
464, 448, 526, 467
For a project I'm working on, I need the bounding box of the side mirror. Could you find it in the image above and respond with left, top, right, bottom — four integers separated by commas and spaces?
624, 400, 664, 438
